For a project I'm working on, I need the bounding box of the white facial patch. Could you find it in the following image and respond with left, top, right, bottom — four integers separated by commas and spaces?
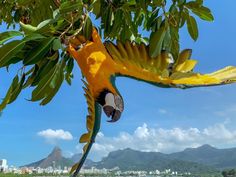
104, 93, 116, 109
103, 93, 124, 112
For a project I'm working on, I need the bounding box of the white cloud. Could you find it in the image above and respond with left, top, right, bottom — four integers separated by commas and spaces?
215, 104, 236, 118
158, 108, 168, 114
213, 104, 236, 130
38, 129, 73, 143
79, 123, 236, 161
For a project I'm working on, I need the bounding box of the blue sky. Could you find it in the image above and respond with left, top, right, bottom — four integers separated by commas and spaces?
1, 0, 236, 166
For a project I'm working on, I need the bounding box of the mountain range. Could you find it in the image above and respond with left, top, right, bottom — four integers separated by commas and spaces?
24, 146, 93, 169
23, 144, 236, 173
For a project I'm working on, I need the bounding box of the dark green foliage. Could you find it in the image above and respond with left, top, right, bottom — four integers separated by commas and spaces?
0, 31, 74, 111
94, 148, 217, 173
0, 0, 213, 111
170, 144, 236, 170
93, 145, 236, 173
0, 0, 213, 55
222, 169, 236, 177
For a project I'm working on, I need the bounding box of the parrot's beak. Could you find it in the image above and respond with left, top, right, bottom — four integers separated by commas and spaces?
102, 93, 124, 122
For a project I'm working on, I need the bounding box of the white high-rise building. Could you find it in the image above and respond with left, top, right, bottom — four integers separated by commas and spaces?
0, 159, 8, 172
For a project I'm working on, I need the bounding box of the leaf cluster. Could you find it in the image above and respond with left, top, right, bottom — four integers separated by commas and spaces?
0, 0, 214, 111
222, 169, 236, 177
90, 0, 213, 58
1, 0, 214, 58
0, 31, 74, 112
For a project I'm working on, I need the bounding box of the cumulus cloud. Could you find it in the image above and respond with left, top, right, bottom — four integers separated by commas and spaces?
38, 129, 73, 143
158, 109, 168, 114
215, 104, 236, 118
79, 123, 236, 161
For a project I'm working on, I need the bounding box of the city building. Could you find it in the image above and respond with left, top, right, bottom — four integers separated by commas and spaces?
0, 159, 8, 172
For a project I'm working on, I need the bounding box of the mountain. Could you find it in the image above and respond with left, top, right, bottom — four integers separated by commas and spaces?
70, 153, 95, 167
24, 146, 94, 169
93, 148, 217, 173
24, 146, 74, 168
23, 144, 236, 173
93, 145, 236, 172
170, 144, 236, 169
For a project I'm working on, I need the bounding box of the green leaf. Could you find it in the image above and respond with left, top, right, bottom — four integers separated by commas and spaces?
192, 6, 214, 21
31, 65, 58, 101
153, 0, 164, 6
146, 9, 159, 30
3, 57, 22, 67
30, 59, 65, 105
187, 15, 198, 41
179, 11, 187, 28
0, 74, 25, 111
83, 16, 93, 40
53, 9, 60, 19
103, 5, 113, 35
196, 0, 203, 5
19, 22, 37, 34
23, 37, 55, 65
47, 51, 59, 61
0, 76, 18, 111
178, 0, 186, 6
36, 19, 56, 34
149, 24, 166, 58
64, 56, 74, 85
185, 1, 201, 9
59, 0, 83, 14
40, 61, 65, 105
37, 19, 54, 29
31, 60, 58, 86
0, 40, 25, 68
8, 74, 25, 104
40, 72, 64, 105
52, 38, 62, 51
23, 33, 46, 41
92, 0, 101, 18
17, 0, 35, 6
67, 58, 74, 73
163, 27, 171, 51
170, 27, 180, 60
49, 60, 65, 89
0, 31, 23, 45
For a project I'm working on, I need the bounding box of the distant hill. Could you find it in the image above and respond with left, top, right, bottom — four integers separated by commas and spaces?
24, 147, 92, 168
23, 144, 236, 173
93, 148, 217, 173
70, 153, 94, 167
170, 144, 236, 169
93, 145, 236, 172
24, 146, 73, 168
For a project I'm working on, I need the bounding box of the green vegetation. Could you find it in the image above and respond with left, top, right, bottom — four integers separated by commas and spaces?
0, 0, 214, 112
0, 173, 224, 177
222, 169, 236, 177
0, 173, 68, 177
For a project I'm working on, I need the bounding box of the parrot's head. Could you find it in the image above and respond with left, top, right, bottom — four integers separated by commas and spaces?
97, 90, 124, 122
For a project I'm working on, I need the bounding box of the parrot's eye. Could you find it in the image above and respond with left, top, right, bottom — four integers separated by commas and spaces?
102, 93, 124, 122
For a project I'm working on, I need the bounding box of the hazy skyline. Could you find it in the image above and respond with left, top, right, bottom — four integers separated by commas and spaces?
1, 1, 236, 166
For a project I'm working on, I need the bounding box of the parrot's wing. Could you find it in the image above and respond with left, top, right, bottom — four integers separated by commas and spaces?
105, 41, 236, 89
70, 80, 102, 177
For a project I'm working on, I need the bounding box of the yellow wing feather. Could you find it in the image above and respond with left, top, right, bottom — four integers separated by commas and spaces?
105, 41, 236, 88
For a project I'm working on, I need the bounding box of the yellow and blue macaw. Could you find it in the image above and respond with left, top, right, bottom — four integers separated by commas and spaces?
67, 28, 236, 176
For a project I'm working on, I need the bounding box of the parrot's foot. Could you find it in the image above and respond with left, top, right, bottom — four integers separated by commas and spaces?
103, 93, 124, 122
